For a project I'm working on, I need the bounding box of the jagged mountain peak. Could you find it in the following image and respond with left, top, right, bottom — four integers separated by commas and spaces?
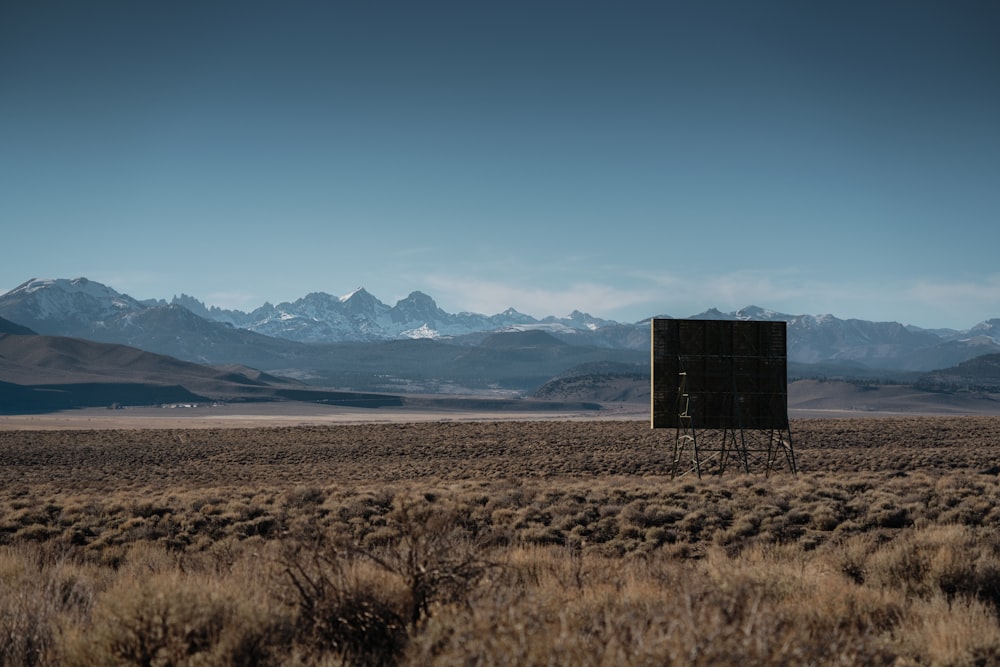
340, 286, 370, 302
339, 288, 388, 318
692, 307, 731, 320
735, 305, 790, 321
171, 293, 214, 319
398, 290, 436, 306
295, 291, 341, 306
392, 291, 446, 323
566, 310, 610, 327
3, 277, 1000, 375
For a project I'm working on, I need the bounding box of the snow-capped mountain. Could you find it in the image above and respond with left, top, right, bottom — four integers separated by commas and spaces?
689, 305, 988, 369
0, 278, 146, 336
0, 277, 618, 350
2, 278, 999, 376
171, 288, 597, 342
967, 319, 1000, 342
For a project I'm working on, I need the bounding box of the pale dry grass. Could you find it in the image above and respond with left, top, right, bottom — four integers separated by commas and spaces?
4, 518, 1000, 665
2, 418, 1000, 664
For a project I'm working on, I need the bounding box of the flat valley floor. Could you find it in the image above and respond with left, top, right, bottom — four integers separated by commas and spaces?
3, 413, 1000, 487
5, 412, 1000, 664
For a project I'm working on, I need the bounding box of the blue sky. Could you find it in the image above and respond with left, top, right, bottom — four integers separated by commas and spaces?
2, 1, 998, 329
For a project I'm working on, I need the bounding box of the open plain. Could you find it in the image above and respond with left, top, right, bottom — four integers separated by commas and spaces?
4, 412, 1000, 665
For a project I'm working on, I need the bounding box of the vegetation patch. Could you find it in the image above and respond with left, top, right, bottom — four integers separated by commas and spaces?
2, 417, 1000, 664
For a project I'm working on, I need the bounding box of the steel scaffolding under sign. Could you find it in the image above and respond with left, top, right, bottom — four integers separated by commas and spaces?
651, 319, 796, 477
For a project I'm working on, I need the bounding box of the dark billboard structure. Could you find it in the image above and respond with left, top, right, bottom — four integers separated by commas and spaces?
651, 319, 795, 477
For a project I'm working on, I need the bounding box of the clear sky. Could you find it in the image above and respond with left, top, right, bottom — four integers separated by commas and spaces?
2, 1, 998, 329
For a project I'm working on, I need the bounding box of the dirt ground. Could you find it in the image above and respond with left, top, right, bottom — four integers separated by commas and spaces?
0, 401, 650, 430
3, 389, 998, 432
2, 414, 999, 492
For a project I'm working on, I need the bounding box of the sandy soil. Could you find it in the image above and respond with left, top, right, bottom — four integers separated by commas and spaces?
3, 380, 998, 431
787, 380, 1000, 417
0, 401, 651, 430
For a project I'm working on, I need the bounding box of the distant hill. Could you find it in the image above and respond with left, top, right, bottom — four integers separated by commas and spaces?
0, 332, 404, 413
0, 330, 618, 415
916, 353, 1000, 393
0, 315, 34, 335
533, 361, 649, 403
787, 379, 1000, 416
478, 329, 568, 349
448, 331, 644, 392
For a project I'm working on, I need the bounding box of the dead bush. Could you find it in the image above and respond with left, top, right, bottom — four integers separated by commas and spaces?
61, 571, 289, 667
0, 545, 99, 667
280, 494, 499, 664
280, 537, 409, 666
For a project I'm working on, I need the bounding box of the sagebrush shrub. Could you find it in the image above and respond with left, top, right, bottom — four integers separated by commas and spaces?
61, 571, 289, 667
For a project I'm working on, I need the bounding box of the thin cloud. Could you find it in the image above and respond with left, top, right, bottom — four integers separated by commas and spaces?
907, 276, 1000, 304
608, 269, 989, 326
421, 275, 654, 319
629, 269, 853, 316
421, 268, 842, 321
903, 276, 1000, 326
392, 246, 436, 258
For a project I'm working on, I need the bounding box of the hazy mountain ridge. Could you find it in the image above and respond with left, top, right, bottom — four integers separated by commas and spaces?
686, 306, 1000, 370
170, 288, 553, 343
0, 328, 611, 413
2, 278, 999, 383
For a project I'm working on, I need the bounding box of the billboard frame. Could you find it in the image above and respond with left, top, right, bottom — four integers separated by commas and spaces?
651, 319, 796, 477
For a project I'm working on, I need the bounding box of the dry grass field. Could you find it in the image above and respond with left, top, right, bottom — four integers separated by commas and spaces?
3, 415, 1000, 665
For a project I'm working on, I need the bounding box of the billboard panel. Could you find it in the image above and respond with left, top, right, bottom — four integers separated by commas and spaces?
651, 319, 788, 429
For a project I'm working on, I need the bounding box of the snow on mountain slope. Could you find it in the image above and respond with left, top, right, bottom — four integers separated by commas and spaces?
967, 319, 1000, 345
173, 288, 589, 342
3, 279, 1000, 373
0, 277, 144, 334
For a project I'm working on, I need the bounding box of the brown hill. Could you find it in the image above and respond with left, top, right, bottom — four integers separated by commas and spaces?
531, 372, 1000, 417
534, 374, 650, 403
0, 333, 276, 390
0, 333, 403, 412
916, 353, 1000, 392
787, 379, 1000, 416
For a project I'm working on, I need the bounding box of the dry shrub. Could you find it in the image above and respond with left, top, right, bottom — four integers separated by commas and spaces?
864, 524, 1000, 610
408, 545, 900, 666
0, 580, 56, 667
279, 494, 498, 665
807, 499, 844, 531
280, 539, 409, 665
284, 486, 326, 509
896, 595, 1000, 666
7, 419, 1000, 664
620, 500, 686, 530
60, 569, 290, 667
0, 545, 102, 667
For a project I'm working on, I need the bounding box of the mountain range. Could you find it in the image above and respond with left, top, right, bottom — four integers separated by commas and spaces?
0, 317, 413, 412
1, 277, 999, 399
